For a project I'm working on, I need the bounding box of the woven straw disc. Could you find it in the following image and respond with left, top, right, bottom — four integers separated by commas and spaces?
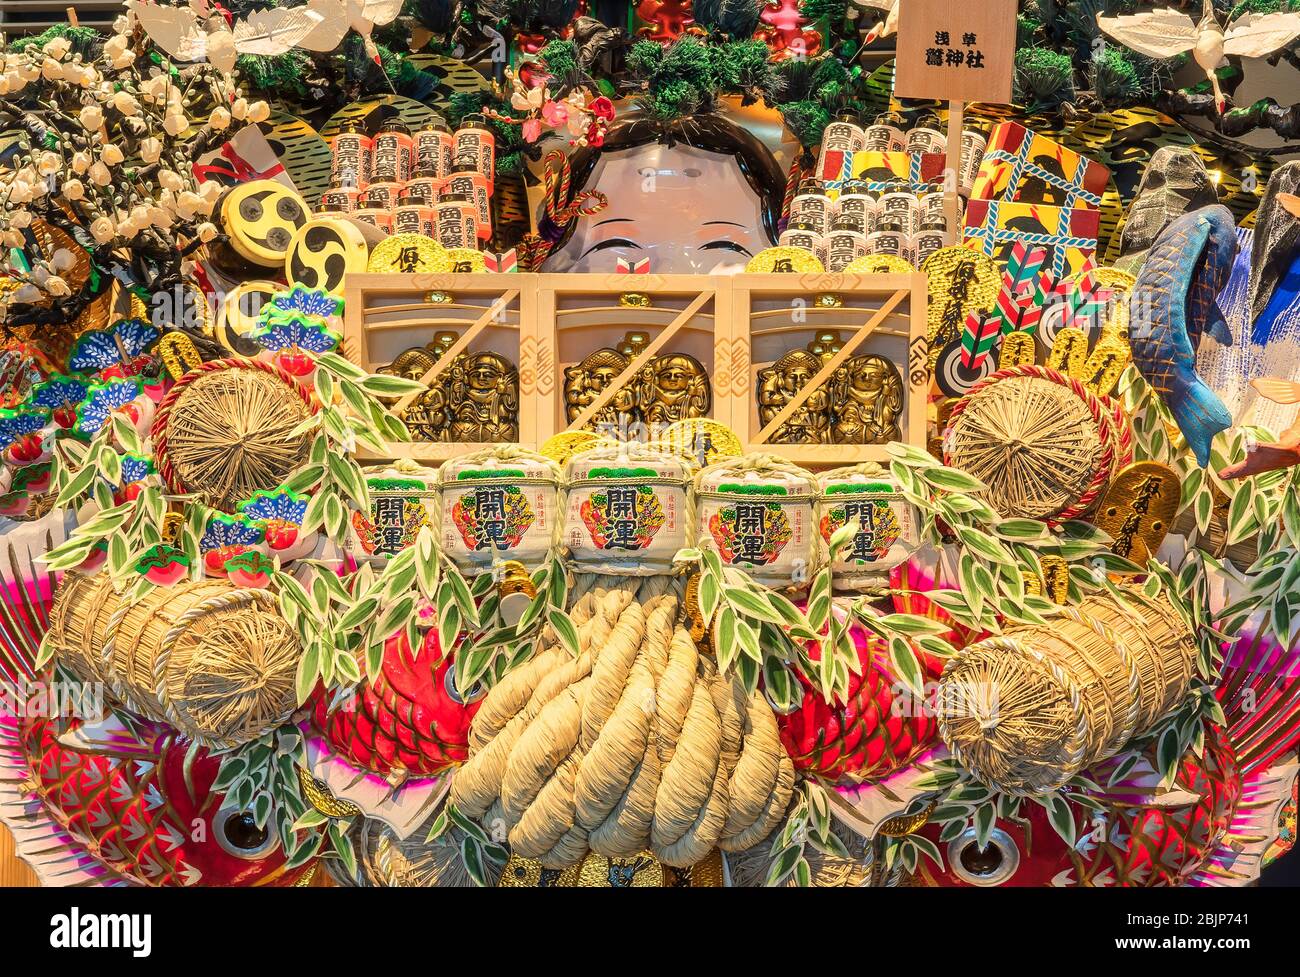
946, 375, 1101, 520
161, 365, 314, 511
161, 589, 300, 746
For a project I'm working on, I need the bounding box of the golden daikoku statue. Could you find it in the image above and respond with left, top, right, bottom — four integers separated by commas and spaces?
563, 332, 711, 434
756, 336, 903, 445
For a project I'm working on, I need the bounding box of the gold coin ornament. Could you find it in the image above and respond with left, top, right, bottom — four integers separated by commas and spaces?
1047, 325, 1090, 377
366, 234, 443, 274
219, 179, 311, 268
1081, 338, 1130, 397
1093, 461, 1181, 565
656, 419, 741, 467
496, 853, 580, 887
1038, 554, 1070, 604
842, 254, 916, 275
664, 849, 725, 887
287, 217, 370, 294
434, 247, 487, 274
745, 247, 824, 274
920, 247, 1000, 363
575, 850, 665, 887
998, 331, 1036, 369
538, 430, 613, 465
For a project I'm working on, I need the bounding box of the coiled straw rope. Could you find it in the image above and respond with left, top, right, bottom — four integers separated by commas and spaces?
450, 573, 795, 869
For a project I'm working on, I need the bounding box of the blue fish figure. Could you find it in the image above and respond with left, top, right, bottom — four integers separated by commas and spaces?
1131, 206, 1238, 468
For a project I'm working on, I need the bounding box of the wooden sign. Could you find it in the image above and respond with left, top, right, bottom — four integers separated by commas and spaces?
894, 0, 1016, 105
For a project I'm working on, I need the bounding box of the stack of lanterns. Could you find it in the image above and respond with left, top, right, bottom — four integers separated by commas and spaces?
323, 114, 497, 250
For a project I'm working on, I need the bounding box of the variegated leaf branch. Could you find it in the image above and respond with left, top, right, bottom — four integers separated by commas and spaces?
1119, 367, 1291, 549
283, 353, 425, 542
214, 724, 340, 873
39, 413, 171, 592
673, 545, 843, 708
766, 780, 849, 887
452, 554, 577, 695
884, 442, 1131, 632
921, 765, 1115, 857
275, 561, 362, 704
880, 831, 944, 879
425, 801, 509, 887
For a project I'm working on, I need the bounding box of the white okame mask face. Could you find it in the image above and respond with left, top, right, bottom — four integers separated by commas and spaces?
543, 142, 773, 275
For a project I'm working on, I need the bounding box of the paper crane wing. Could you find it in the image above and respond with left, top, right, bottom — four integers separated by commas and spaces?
358, 0, 406, 28
1096, 9, 1200, 60
1251, 377, 1300, 405
1223, 12, 1300, 58
233, 6, 326, 56
299, 0, 351, 52
129, 0, 206, 61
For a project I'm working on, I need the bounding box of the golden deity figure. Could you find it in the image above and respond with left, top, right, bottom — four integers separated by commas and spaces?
563, 347, 631, 424
640, 352, 711, 426
403, 384, 450, 442
831, 354, 904, 444
381, 346, 439, 382
448, 351, 520, 442
756, 349, 832, 444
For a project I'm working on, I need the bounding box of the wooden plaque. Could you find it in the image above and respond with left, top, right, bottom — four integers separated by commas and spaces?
893, 0, 1017, 106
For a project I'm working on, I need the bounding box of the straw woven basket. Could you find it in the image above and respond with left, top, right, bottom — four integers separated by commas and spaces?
943, 366, 1131, 522
936, 588, 1195, 794
47, 573, 302, 749
152, 357, 317, 512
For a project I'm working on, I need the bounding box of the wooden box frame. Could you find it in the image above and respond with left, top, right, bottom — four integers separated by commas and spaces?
723, 273, 929, 468
531, 274, 732, 444
342, 273, 537, 461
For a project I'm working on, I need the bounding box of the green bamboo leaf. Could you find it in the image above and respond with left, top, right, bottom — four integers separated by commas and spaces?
548, 607, 580, 657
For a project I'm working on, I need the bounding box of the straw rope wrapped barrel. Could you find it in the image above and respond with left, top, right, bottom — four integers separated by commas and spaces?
936, 587, 1195, 795
45, 573, 303, 749
449, 573, 796, 870
943, 366, 1132, 523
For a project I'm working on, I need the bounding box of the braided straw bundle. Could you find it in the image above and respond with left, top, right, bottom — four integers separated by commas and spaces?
46, 573, 303, 749
937, 587, 1195, 794
449, 574, 796, 870
152, 358, 317, 512
943, 366, 1131, 523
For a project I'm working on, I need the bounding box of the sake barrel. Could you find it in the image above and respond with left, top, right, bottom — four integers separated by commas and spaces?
696, 455, 817, 588
439, 447, 560, 573
47, 573, 302, 749
817, 463, 921, 589
351, 459, 439, 562
562, 443, 691, 575
937, 588, 1196, 794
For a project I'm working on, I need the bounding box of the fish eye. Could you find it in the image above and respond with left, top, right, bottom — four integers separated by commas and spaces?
947, 827, 1020, 886
445, 667, 485, 705
216, 810, 279, 859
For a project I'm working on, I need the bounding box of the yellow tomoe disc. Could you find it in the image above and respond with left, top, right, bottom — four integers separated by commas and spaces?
745, 246, 824, 274
219, 179, 311, 268
221, 280, 281, 335
367, 234, 445, 274
842, 254, 916, 275
286, 217, 370, 294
